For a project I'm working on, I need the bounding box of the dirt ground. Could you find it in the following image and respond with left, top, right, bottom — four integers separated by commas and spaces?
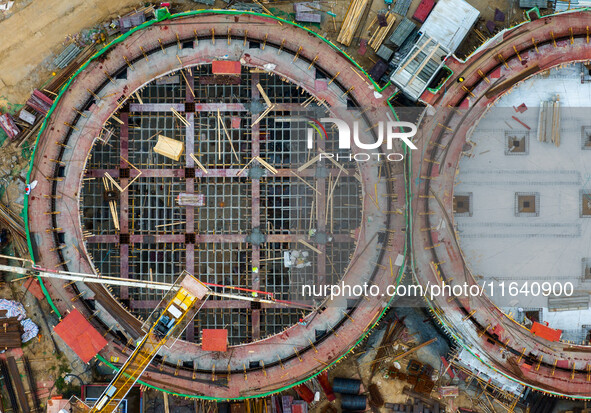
0, 0, 531, 410
0, 0, 524, 106
0, 0, 146, 104
0, 264, 94, 411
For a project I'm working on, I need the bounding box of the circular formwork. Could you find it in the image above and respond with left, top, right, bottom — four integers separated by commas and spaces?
413, 9, 591, 399
26, 10, 407, 399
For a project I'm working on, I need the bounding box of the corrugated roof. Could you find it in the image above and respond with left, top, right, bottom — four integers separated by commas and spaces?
376, 45, 394, 61
392, 0, 412, 16
420, 0, 480, 52
389, 18, 416, 47
520, 0, 548, 8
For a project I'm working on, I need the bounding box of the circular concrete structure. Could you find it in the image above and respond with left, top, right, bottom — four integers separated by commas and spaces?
413, 10, 591, 399
26, 10, 407, 399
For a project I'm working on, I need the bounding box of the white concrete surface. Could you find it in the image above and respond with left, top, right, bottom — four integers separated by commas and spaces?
455, 64, 591, 337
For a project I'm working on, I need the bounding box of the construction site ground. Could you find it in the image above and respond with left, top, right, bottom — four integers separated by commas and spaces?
0, 0, 575, 411
0, 263, 93, 411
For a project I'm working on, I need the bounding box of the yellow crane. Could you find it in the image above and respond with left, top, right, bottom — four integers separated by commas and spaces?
71, 271, 210, 413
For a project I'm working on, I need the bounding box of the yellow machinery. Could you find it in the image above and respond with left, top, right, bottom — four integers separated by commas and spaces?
71, 271, 210, 413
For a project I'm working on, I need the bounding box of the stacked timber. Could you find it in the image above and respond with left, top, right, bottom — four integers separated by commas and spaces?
368, 13, 396, 51
0, 317, 23, 349
337, 0, 371, 46
537, 95, 560, 147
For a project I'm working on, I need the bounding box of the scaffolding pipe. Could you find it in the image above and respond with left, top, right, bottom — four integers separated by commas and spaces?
0, 263, 313, 309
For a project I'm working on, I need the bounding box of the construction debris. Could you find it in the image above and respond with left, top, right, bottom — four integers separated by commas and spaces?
26, 90, 54, 115
0, 299, 39, 344
294, 2, 322, 23
0, 113, 20, 140
0, 202, 27, 256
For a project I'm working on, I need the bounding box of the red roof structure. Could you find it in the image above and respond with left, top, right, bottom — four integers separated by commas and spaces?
53, 309, 107, 363
201, 329, 228, 352
413, 0, 435, 22
211, 61, 241, 75
531, 321, 562, 342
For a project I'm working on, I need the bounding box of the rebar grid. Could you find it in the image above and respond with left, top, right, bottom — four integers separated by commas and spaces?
129, 178, 186, 234
139, 78, 186, 103
261, 309, 303, 337
129, 242, 186, 301
258, 74, 309, 104
79, 64, 363, 344
260, 114, 309, 168
260, 178, 314, 234
128, 113, 186, 167
195, 243, 251, 295
81, 180, 119, 234
193, 65, 252, 103
87, 132, 121, 169
196, 309, 251, 346
195, 112, 251, 167
194, 177, 251, 234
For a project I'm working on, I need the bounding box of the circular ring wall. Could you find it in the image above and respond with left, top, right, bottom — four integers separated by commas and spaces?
26, 10, 407, 399
413, 10, 591, 399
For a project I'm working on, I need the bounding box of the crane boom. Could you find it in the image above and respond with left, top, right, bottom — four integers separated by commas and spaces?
71, 271, 210, 413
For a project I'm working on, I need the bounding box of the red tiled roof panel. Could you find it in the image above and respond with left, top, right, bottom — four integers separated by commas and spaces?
211, 61, 241, 75
53, 309, 107, 363
202, 329, 228, 352
531, 321, 562, 342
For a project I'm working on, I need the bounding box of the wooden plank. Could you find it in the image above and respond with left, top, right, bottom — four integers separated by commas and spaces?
399, 36, 432, 73
298, 239, 323, 254
256, 83, 272, 107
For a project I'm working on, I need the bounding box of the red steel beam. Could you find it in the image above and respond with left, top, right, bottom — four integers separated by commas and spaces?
185, 70, 196, 342
250, 72, 262, 341
87, 168, 353, 179
119, 112, 130, 299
